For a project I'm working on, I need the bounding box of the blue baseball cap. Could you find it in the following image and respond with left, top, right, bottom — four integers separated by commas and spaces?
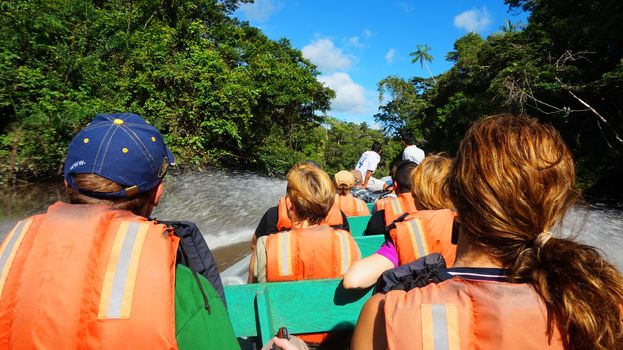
64, 113, 175, 198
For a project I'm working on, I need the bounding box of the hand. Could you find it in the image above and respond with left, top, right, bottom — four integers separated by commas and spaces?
271, 336, 303, 350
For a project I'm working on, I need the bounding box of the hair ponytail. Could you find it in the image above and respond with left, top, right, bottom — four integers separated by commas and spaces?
531, 238, 623, 349
450, 115, 623, 349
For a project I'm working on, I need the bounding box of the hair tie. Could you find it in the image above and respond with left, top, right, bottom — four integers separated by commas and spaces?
535, 230, 553, 248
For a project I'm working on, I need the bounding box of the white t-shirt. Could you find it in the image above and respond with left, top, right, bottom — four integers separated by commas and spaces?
355, 150, 381, 177
402, 145, 425, 164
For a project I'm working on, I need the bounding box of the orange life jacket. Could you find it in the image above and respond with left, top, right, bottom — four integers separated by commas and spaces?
265, 225, 360, 345
265, 225, 360, 282
0, 202, 179, 349
335, 194, 370, 217
276, 196, 344, 231
383, 277, 564, 350
383, 192, 418, 224
389, 209, 457, 266
375, 196, 393, 213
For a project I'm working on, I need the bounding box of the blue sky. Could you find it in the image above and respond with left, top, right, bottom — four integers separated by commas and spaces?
235, 1, 527, 127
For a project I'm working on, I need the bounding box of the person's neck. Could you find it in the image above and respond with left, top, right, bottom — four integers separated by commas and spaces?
291, 218, 320, 229
452, 231, 502, 268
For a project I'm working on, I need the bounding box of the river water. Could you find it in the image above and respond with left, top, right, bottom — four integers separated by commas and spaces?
1, 170, 622, 270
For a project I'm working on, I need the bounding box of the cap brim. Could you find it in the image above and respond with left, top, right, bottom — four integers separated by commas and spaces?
166, 147, 175, 165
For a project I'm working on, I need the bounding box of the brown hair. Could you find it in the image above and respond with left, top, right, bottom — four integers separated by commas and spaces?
67, 174, 157, 216
449, 114, 623, 349
411, 153, 453, 210
336, 184, 350, 196
286, 163, 335, 225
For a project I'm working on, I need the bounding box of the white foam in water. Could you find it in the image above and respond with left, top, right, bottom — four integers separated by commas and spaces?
152, 169, 286, 249
1, 170, 622, 270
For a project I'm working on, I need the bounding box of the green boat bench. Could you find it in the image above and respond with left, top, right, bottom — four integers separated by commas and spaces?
223, 235, 383, 347
347, 215, 371, 237
224, 279, 373, 346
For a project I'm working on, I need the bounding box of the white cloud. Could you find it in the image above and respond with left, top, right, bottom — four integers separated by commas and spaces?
385, 49, 396, 64
347, 36, 364, 49
302, 39, 352, 72
318, 73, 367, 114
238, 0, 282, 23
363, 29, 373, 38
453, 7, 492, 33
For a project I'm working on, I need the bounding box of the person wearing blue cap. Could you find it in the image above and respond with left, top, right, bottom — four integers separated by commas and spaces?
0, 113, 239, 349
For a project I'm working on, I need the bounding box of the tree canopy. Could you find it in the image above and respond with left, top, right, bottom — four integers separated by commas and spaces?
376, 0, 623, 194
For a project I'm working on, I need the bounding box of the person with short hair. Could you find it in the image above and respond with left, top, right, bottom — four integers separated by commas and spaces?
334, 170, 370, 217
0, 113, 238, 349
354, 141, 385, 191
401, 134, 425, 164
249, 162, 361, 346
352, 115, 623, 350
364, 160, 418, 236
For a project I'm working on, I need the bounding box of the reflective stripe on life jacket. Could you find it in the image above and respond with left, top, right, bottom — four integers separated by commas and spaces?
0, 202, 179, 349
276, 196, 344, 231
389, 209, 457, 266
383, 277, 564, 350
265, 225, 360, 282
383, 193, 418, 224
335, 194, 370, 217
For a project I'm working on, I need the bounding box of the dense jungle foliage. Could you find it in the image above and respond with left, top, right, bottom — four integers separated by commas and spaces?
1, 0, 622, 197
376, 0, 623, 196
0, 0, 397, 184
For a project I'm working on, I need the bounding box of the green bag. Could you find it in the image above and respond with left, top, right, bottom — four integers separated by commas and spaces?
175, 265, 240, 350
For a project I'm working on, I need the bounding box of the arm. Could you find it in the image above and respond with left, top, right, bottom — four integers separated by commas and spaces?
351, 293, 388, 350
248, 235, 268, 283
362, 170, 373, 188
343, 253, 394, 289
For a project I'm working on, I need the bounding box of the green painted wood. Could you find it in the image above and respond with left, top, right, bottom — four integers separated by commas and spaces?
256, 288, 275, 345
366, 202, 374, 212
224, 283, 264, 337
259, 279, 373, 338
347, 215, 371, 237
224, 235, 384, 340
225, 278, 375, 339
354, 235, 385, 258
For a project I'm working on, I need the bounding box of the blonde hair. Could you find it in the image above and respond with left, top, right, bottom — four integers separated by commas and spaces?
410, 154, 453, 210
286, 163, 335, 225
67, 174, 156, 216
449, 114, 623, 349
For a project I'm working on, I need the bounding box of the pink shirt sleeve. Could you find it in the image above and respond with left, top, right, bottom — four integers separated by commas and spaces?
375, 240, 399, 268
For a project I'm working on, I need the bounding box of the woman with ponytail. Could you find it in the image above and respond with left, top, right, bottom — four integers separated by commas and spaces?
352, 114, 623, 350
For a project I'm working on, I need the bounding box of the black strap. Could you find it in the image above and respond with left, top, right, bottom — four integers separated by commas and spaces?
384, 212, 409, 234
176, 229, 212, 314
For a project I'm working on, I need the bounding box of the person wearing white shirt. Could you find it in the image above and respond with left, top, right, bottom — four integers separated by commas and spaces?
354, 142, 385, 191
401, 134, 425, 164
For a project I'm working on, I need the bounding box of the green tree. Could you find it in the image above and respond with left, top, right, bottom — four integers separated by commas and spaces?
409, 44, 437, 83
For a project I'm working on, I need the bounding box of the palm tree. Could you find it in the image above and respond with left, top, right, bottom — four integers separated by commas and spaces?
409, 44, 436, 83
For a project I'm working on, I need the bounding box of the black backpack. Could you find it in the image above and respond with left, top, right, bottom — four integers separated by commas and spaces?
374, 253, 448, 293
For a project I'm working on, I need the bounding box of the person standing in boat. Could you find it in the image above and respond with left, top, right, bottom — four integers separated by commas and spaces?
352, 115, 623, 349
249, 162, 361, 346
354, 141, 385, 191
0, 113, 238, 349
334, 170, 371, 217
401, 134, 425, 164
